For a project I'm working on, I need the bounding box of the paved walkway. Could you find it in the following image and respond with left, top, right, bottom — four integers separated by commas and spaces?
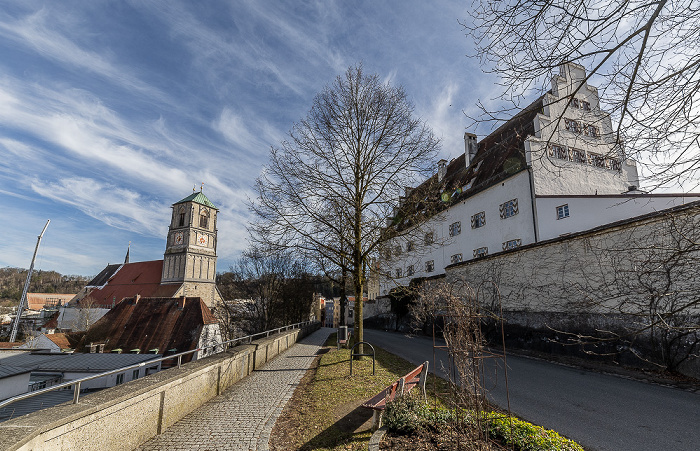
137, 327, 334, 451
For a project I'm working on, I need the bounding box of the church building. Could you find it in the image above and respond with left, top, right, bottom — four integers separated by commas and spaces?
71, 190, 224, 309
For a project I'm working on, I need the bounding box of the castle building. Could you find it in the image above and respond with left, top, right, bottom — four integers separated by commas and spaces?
378, 63, 700, 296
71, 191, 224, 309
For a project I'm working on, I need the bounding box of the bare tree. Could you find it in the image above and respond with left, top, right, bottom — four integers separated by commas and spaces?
216, 248, 313, 336
251, 65, 439, 349
464, 0, 700, 190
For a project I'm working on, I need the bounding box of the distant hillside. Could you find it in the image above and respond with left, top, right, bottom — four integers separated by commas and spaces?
0, 267, 89, 302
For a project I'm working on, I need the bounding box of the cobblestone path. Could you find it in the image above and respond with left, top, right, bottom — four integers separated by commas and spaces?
137, 327, 333, 451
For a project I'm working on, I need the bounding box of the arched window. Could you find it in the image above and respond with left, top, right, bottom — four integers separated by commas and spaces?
178, 207, 186, 227
199, 210, 209, 228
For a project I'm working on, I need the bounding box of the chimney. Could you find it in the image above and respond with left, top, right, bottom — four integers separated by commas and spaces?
464, 132, 478, 166
437, 159, 447, 182
178, 296, 186, 310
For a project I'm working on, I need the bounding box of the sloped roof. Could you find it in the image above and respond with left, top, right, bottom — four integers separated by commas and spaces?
86, 264, 123, 288
25, 293, 74, 310
81, 260, 180, 308
391, 96, 543, 231
42, 311, 60, 329
0, 352, 160, 373
45, 333, 72, 350
0, 365, 31, 380
0, 342, 21, 349
79, 297, 218, 359
174, 192, 217, 209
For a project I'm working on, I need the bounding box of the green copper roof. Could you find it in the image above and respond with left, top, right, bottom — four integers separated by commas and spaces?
174, 192, 217, 209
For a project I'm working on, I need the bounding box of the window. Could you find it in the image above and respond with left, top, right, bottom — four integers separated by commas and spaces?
424, 231, 434, 245
406, 241, 414, 252
471, 211, 486, 229
450, 253, 463, 264
449, 221, 461, 237
588, 152, 608, 168
549, 145, 567, 160
199, 211, 209, 228
116, 373, 125, 385
609, 158, 622, 171
565, 118, 581, 133
395, 268, 402, 278
570, 148, 587, 164
556, 204, 570, 220
502, 239, 522, 251
178, 210, 185, 227
473, 247, 488, 258
500, 199, 518, 219
407, 265, 414, 276
584, 124, 600, 138
571, 97, 591, 111
425, 260, 434, 272
132, 369, 140, 380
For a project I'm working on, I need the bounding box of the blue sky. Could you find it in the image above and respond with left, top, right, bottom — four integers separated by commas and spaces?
2, 0, 506, 277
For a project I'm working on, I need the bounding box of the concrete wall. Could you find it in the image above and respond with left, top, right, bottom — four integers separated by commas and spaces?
443, 202, 700, 376
0, 322, 320, 451
0, 373, 31, 402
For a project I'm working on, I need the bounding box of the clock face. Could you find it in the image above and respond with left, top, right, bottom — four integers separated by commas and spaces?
174, 232, 184, 245
198, 234, 208, 246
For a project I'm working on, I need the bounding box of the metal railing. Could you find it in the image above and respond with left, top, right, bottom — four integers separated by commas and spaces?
0, 320, 315, 416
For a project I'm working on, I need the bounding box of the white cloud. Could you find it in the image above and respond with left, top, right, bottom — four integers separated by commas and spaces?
30, 177, 169, 237
0, 8, 172, 105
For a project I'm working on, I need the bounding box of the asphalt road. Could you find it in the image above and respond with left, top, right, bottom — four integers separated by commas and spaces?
362, 329, 700, 451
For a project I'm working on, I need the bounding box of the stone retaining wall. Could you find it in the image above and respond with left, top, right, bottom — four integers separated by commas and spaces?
0, 322, 320, 451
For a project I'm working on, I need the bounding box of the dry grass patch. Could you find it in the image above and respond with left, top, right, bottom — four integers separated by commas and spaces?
270, 333, 449, 451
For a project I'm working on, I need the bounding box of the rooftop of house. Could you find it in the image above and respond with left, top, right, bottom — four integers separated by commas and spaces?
78, 296, 218, 359
44, 333, 72, 350
25, 293, 74, 310
390, 96, 544, 232
81, 260, 180, 308
0, 352, 161, 376
86, 264, 123, 288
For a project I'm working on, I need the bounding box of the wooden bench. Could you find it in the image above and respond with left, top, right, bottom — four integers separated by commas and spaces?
361, 361, 429, 429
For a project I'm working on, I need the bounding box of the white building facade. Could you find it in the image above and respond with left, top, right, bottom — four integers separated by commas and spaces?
378, 64, 700, 296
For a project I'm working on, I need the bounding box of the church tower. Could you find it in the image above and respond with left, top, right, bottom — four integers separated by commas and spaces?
161, 190, 220, 307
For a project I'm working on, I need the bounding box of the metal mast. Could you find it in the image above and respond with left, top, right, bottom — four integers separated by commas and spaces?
9, 220, 50, 343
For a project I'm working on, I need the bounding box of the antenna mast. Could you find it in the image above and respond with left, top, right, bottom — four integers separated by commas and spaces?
9, 220, 50, 343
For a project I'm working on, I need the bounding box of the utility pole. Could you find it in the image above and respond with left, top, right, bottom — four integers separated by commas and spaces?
9, 220, 50, 343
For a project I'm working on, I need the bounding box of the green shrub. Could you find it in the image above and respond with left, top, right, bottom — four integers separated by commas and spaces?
383, 395, 583, 451
383, 394, 423, 433
481, 412, 584, 451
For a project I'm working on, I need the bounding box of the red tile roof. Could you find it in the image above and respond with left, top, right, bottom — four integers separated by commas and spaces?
43, 311, 60, 329
79, 297, 218, 360
45, 333, 72, 349
0, 342, 22, 349
81, 260, 180, 308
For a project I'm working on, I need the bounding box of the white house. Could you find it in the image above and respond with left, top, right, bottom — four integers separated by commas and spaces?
378, 63, 700, 296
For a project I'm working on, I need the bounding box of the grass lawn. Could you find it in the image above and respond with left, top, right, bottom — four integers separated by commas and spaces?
270, 333, 450, 451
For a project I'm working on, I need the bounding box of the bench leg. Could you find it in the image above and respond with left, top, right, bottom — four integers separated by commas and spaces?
372, 410, 383, 431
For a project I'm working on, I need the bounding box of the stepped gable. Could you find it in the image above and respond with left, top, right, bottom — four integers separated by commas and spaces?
79, 296, 216, 358
81, 260, 180, 308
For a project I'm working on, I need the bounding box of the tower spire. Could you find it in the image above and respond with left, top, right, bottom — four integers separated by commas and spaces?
124, 241, 131, 264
